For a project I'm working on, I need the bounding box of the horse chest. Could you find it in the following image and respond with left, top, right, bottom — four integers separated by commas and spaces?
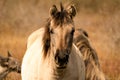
41, 68, 79, 80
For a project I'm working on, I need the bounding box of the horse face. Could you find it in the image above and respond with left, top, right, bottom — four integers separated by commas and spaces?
49, 4, 76, 69
50, 23, 75, 68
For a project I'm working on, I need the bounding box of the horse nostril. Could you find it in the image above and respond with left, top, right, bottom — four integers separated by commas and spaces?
65, 54, 69, 62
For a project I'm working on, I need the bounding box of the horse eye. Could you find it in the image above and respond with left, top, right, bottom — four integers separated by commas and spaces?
70, 28, 75, 35
50, 29, 54, 34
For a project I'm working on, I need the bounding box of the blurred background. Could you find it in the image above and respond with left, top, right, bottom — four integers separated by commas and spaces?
0, 0, 120, 80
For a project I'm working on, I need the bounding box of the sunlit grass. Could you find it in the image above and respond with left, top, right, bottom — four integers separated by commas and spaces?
0, 0, 120, 80
1, 13, 120, 80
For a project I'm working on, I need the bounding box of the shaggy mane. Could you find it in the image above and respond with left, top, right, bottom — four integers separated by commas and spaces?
42, 3, 73, 58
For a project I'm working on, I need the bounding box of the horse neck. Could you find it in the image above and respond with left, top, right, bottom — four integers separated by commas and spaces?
53, 69, 67, 80
0, 66, 11, 80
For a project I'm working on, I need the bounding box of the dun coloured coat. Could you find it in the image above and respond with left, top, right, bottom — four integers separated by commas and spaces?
21, 4, 85, 80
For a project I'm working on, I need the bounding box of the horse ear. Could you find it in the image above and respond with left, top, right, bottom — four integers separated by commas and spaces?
7, 51, 12, 57
49, 5, 58, 18
67, 5, 76, 18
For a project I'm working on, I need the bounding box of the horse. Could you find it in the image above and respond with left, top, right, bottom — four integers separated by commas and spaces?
0, 51, 21, 80
21, 4, 85, 80
74, 28, 105, 80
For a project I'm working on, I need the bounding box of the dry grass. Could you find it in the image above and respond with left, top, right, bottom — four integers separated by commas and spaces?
0, 0, 120, 80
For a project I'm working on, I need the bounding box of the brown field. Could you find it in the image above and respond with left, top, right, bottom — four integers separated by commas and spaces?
0, 0, 120, 80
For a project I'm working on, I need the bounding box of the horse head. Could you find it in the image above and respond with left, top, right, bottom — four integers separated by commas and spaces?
43, 3, 76, 69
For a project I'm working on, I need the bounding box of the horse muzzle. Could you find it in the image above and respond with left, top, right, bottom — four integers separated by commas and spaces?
55, 51, 69, 69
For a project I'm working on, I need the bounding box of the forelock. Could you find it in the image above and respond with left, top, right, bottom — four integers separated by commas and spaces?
51, 9, 73, 26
